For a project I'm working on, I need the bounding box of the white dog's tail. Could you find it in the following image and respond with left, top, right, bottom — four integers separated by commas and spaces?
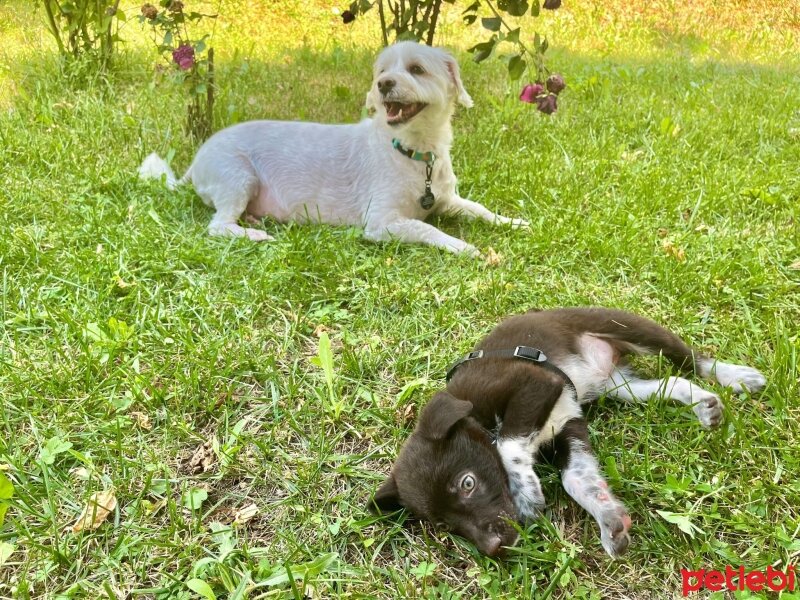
138, 152, 185, 190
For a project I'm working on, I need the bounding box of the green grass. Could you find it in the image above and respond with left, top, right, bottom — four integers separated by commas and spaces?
1, 1, 799, 598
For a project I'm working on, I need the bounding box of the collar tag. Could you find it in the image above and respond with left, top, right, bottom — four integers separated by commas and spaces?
392, 138, 437, 211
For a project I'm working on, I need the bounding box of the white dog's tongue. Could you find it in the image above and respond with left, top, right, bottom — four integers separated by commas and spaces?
387, 103, 401, 117
386, 101, 424, 124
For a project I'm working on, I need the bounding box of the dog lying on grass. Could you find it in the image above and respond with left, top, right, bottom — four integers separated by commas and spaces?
369, 307, 766, 557
139, 42, 526, 254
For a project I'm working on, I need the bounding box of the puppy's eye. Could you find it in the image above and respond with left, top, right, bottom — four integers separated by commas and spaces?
460, 474, 476, 492
409, 64, 425, 75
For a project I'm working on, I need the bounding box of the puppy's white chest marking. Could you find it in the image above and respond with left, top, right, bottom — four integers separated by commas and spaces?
499, 335, 616, 464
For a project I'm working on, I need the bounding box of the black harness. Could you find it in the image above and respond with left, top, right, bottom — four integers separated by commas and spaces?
446, 345, 578, 401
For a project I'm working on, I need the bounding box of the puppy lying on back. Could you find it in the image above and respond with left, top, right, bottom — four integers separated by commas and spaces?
369, 307, 766, 557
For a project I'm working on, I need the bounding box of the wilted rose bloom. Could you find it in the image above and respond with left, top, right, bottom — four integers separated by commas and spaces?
546, 73, 566, 95
140, 3, 158, 19
342, 10, 356, 24
519, 83, 544, 103
535, 93, 558, 114
543, 0, 561, 9
168, 0, 184, 12
172, 44, 195, 70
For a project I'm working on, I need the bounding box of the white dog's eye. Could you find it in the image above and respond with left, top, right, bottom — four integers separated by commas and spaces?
460, 474, 476, 492
409, 64, 425, 75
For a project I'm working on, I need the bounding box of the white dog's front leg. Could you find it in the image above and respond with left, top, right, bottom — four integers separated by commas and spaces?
438, 196, 529, 228
365, 218, 479, 256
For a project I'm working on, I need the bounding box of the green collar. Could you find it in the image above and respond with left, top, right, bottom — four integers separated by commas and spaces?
392, 138, 436, 165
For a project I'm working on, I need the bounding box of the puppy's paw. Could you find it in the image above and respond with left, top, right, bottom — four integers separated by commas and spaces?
598, 504, 632, 559
693, 392, 724, 428
509, 472, 545, 522
714, 363, 766, 393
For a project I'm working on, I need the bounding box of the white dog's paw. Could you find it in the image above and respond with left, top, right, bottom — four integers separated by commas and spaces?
496, 215, 530, 229
714, 363, 767, 393
245, 229, 274, 242
451, 243, 481, 258
692, 391, 724, 428
209, 222, 274, 242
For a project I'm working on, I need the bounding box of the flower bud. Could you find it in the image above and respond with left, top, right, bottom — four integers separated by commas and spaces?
168, 0, 184, 13
342, 10, 356, 23
535, 93, 558, 114
546, 73, 566, 95
543, 0, 561, 9
141, 3, 158, 19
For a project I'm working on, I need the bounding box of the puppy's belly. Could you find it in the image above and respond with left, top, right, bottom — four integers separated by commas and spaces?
561, 334, 617, 401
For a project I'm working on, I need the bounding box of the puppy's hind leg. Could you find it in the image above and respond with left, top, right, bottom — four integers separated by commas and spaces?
585, 308, 765, 394
696, 357, 766, 393
604, 367, 724, 428
554, 418, 631, 558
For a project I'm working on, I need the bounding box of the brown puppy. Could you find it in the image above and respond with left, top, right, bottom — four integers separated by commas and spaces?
369, 307, 766, 557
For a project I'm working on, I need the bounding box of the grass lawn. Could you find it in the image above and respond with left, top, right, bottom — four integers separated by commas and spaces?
1, 0, 799, 598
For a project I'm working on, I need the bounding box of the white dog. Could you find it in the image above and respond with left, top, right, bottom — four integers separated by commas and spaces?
139, 42, 527, 255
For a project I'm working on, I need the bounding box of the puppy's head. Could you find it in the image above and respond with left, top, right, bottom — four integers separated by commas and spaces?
366, 41, 473, 131
368, 391, 518, 557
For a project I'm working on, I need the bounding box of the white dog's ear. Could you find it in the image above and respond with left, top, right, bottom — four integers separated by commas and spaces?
365, 88, 378, 113
445, 54, 473, 108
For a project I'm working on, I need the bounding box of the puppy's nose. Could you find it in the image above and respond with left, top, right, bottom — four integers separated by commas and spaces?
377, 78, 396, 95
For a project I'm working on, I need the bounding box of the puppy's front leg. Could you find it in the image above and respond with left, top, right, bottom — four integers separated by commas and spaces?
437, 195, 529, 228
494, 369, 568, 520
497, 435, 546, 521
364, 217, 480, 256
554, 419, 631, 558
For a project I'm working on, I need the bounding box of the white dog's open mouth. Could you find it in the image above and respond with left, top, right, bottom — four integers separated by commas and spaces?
384, 101, 426, 125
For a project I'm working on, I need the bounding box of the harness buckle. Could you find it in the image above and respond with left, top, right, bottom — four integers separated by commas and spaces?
466, 350, 484, 361
513, 346, 547, 362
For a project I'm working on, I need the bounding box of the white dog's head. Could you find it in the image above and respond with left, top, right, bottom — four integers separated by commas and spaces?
366, 42, 472, 135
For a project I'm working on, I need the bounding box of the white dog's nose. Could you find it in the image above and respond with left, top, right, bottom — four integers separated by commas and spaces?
377, 78, 396, 95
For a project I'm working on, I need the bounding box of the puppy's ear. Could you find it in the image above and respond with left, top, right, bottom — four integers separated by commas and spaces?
368, 475, 403, 513
444, 54, 473, 108
417, 391, 472, 440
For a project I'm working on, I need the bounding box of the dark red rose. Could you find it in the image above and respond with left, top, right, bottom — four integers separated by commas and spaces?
342, 10, 356, 24
519, 82, 545, 103
172, 44, 195, 70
